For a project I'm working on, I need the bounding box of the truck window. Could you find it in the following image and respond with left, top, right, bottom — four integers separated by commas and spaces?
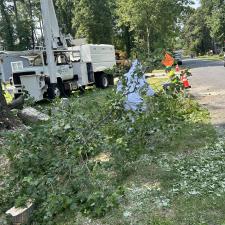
56, 54, 69, 65
33, 55, 43, 66
70, 52, 80, 62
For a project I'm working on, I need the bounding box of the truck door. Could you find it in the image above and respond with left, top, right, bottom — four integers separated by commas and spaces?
56, 53, 74, 81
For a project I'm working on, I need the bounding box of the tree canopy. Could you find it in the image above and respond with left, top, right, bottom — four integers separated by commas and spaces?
183, 0, 225, 54
0, 1, 224, 55
0, 0, 194, 54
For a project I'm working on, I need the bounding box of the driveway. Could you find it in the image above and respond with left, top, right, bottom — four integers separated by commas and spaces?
184, 58, 225, 128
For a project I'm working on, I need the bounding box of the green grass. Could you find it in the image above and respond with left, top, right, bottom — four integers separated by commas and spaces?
1, 88, 222, 225
198, 55, 224, 61
152, 69, 166, 73
147, 77, 169, 91
54, 90, 218, 225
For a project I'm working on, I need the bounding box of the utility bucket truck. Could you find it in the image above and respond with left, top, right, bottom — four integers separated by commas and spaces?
12, 0, 116, 101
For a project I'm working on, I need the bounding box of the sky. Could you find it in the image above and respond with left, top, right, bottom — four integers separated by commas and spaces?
193, 0, 201, 8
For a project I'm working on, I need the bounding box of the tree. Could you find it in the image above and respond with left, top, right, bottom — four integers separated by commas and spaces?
116, 0, 192, 56
0, 0, 204, 55
182, 0, 225, 54
0, 0, 41, 50
55, 0, 74, 35
182, 8, 212, 54
0, 0, 15, 50
72, 0, 113, 44
200, 0, 225, 51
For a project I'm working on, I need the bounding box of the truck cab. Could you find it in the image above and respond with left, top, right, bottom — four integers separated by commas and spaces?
174, 50, 183, 65
12, 51, 76, 101
12, 45, 116, 101
32, 51, 74, 80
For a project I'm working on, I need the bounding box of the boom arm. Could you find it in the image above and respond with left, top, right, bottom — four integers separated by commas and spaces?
40, 0, 68, 84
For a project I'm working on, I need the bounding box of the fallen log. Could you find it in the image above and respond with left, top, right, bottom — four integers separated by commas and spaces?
8, 96, 25, 110
17, 107, 50, 124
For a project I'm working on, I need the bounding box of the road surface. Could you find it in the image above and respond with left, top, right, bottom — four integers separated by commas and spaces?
184, 58, 225, 128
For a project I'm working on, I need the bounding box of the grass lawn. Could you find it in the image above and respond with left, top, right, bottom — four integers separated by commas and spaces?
1, 87, 223, 225
198, 55, 224, 61
54, 89, 219, 225
152, 69, 166, 74
147, 77, 169, 91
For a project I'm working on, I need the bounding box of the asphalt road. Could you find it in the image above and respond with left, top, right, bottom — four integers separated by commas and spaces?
183, 58, 225, 128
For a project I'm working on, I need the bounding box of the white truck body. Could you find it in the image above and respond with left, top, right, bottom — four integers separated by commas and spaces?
20, 74, 48, 102
13, 45, 116, 101
174, 50, 183, 65
13, 61, 74, 101
72, 44, 116, 72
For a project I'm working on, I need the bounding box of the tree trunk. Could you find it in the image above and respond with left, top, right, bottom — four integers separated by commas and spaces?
0, 1, 14, 50
13, 0, 18, 19
28, 0, 35, 49
13, 0, 22, 48
124, 26, 132, 58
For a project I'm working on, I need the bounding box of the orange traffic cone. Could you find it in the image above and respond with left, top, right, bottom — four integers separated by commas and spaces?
176, 64, 180, 72
181, 75, 191, 89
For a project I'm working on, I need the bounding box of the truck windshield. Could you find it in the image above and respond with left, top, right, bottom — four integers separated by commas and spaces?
33, 55, 43, 66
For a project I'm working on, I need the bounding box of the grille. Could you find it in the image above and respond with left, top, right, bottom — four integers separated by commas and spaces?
13, 71, 36, 85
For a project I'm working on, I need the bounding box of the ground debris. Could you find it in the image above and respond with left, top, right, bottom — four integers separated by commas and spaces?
18, 107, 50, 124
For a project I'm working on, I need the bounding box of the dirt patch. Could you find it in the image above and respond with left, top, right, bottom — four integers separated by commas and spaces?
0, 115, 22, 131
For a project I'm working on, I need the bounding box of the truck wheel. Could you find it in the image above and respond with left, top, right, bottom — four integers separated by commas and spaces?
47, 84, 61, 99
57, 80, 70, 97
14, 94, 22, 100
79, 85, 86, 94
64, 89, 72, 97
96, 73, 109, 89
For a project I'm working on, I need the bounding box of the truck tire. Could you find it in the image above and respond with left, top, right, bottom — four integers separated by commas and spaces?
79, 85, 86, 94
47, 84, 60, 100
14, 93, 22, 100
95, 73, 109, 89
57, 79, 71, 97
64, 89, 72, 97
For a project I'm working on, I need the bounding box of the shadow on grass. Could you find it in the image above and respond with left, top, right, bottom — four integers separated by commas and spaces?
111, 120, 218, 225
